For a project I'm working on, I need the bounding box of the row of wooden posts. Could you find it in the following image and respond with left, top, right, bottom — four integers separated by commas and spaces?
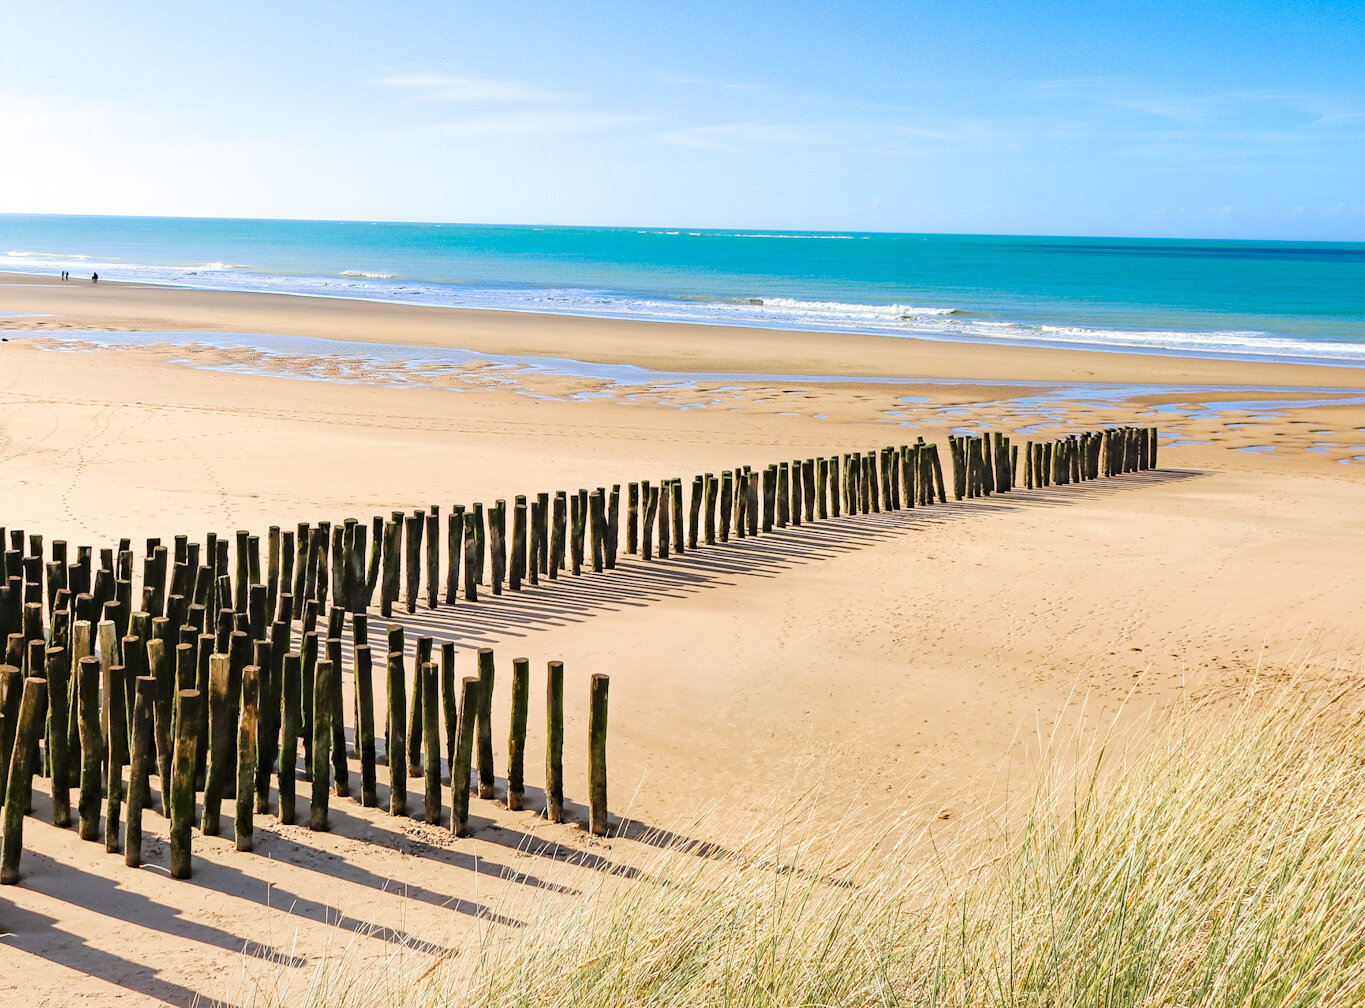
950, 425, 1159, 499
0, 425, 1159, 886
0, 593, 608, 883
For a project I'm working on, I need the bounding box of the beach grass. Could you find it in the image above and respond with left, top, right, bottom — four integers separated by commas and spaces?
247, 679, 1365, 1008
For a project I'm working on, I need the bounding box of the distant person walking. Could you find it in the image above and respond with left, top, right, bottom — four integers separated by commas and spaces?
91, 272, 98, 283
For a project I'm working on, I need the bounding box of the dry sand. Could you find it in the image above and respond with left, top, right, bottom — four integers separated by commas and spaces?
2, 274, 1365, 1005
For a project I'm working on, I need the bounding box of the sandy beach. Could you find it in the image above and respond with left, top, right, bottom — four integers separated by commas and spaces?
3, 272, 1365, 1006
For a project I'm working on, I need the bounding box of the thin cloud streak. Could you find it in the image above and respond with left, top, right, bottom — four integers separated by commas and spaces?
374, 74, 573, 103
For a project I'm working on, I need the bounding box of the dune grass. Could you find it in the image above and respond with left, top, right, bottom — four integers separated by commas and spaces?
253, 682, 1365, 1007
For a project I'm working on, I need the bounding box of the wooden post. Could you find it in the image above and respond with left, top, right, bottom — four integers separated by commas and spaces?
570, 492, 585, 575
507, 656, 529, 811
762, 465, 777, 532
642, 483, 658, 562
235, 664, 259, 850
689, 475, 703, 548
490, 500, 507, 595
353, 643, 377, 807
45, 644, 71, 828
719, 471, 734, 542
451, 675, 479, 837
166, 689, 201, 878
124, 675, 156, 866
404, 513, 423, 614
749, 470, 761, 535
201, 654, 231, 836
463, 512, 479, 601
380, 519, 399, 618
590, 490, 606, 573
278, 652, 300, 825
421, 661, 440, 825
309, 658, 333, 830
445, 507, 464, 604
658, 482, 672, 559
627, 483, 639, 555
266, 526, 281, 618
0, 676, 46, 883
588, 674, 609, 837
75, 656, 101, 840
550, 492, 566, 578
386, 633, 407, 816
546, 660, 564, 823
606, 485, 620, 569
777, 462, 790, 527
670, 479, 685, 555
476, 647, 495, 799
104, 663, 127, 853
419, 512, 436, 610
511, 499, 528, 591
407, 636, 430, 779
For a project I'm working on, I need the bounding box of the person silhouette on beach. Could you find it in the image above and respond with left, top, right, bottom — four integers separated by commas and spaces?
91, 272, 98, 283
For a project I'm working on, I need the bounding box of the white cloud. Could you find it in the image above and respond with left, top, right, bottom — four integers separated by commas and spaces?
380, 109, 652, 142
374, 74, 571, 103
658, 121, 838, 150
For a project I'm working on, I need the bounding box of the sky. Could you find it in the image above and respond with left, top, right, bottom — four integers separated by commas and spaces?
0, 1, 1361, 239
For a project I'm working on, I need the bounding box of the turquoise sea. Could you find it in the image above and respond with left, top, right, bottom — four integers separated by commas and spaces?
3, 214, 1363, 365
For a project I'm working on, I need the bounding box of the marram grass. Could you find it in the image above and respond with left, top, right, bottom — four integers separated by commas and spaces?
248, 685, 1365, 1008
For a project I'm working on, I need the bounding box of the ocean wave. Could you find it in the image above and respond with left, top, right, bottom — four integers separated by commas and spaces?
2, 250, 1361, 367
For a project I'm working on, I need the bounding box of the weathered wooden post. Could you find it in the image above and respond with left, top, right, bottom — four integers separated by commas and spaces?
201, 654, 231, 837
462, 512, 479, 601
354, 644, 377, 807
451, 675, 479, 837
657, 483, 671, 559
278, 652, 301, 825
234, 664, 259, 851
507, 656, 529, 811
44, 644, 71, 827
627, 483, 640, 555
475, 647, 496, 799
930, 444, 947, 503
73, 654, 102, 840
123, 676, 155, 866
440, 641, 457, 782
777, 462, 790, 527
762, 465, 776, 532
528, 499, 542, 587
569, 492, 585, 576
588, 673, 609, 837
748, 470, 761, 535
719, 471, 734, 542
165, 688, 201, 878
386, 629, 407, 816
642, 483, 658, 562
421, 661, 441, 825
606, 485, 620, 569
511, 498, 528, 591
546, 660, 564, 823
445, 507, 464, 604
0, 675, 46, 883
310, 658, 333, 830
590, 490, 606, 573
490, 500, 508, 595
404, 513, 423, 614
689, 475, 703, 548
543, 492, 562, 578
670, 479, 685, 554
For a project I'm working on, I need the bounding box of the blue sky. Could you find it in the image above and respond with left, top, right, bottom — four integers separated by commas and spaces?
1, 1, 1361, 239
